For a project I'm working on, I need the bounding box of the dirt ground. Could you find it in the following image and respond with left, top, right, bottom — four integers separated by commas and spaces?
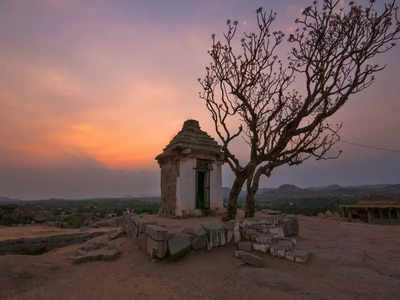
1, 215, 399, 300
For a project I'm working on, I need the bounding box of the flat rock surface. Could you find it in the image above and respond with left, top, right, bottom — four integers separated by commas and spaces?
0, 225, 113, 241
1, 214, 400, 300
72, 248, 121, 264
0, 231, 109, 255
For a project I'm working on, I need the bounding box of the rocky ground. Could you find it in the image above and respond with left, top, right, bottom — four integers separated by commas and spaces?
0, 214, 399, 300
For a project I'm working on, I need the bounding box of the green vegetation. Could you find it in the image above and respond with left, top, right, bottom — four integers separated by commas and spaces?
0, 197, 161, 227
254, 197, 353, 216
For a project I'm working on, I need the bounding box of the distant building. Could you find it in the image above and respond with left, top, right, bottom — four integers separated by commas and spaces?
340, 201, 400, 224
155, 120, 224, 217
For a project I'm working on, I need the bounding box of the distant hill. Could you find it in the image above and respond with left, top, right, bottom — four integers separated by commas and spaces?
222, 184, 400, 202
0, 196, 22, 204
222, 183, 400, 216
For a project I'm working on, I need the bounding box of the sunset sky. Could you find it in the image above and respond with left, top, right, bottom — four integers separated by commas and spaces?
1, 0, 399, 199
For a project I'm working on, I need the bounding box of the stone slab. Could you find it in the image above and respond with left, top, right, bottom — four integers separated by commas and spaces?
72, 248, 121, 264
281, 217, 299, 237
108, 230, 125, 241
235, 250, 264, 268
168, 234, 191, 259
255, 233, 274, 245
201, 223, 226, 249
146, 238, 167, 259
201, 222, 224, 232
253, 243, 270, 253
223, 220, 236, 231
145, 225, 169, 241
294, 250, 311, 264
182, 226, 207, 237
238, 241, 253, 251
269, 227, 285, 238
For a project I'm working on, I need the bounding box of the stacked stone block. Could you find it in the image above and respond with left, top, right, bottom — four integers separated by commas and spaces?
238, 215, 310, 263
121, 213, 310, 264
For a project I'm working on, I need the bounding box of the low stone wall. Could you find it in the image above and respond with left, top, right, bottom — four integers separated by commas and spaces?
238, 215, 310, 263
121, 213, 309, 264
121, 215, 228, 260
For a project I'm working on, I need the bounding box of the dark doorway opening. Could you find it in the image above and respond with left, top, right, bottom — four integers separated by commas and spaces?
196, 159, 211, 210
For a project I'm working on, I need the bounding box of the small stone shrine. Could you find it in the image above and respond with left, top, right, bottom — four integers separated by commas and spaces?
155, 120, 224, 217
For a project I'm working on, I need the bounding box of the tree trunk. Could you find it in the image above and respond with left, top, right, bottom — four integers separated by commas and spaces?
245, 166, 270, 218
244, 168, 256, 218
245, 188, 257, 218
224, 175, 246, 221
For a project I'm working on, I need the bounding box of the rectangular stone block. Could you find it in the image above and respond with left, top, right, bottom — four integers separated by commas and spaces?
136, 220, 157, 238
183, 226, 207, 238
226, 230, 234, 244
277, 248, 286, 258
223, 220, 236, 231
285, 251, 295, 262
145, 225, 168, 241
168, 234, 191, 260
191, 235, 207, 250
255, 233, 274, 245
269, 227, 285, 238
281, 217, 299, 237
275, 239, 294, 250
294, 250, 311, 264
238, 241, 252, 251
243, 228, 258, 241
253, 243, 270, 253
269, 245, 279, 257
201, 223, 226, 249
235, 250, 264, 267
201, 222, 224, 232
234, 222, 241, 243
146, 238, 167, 259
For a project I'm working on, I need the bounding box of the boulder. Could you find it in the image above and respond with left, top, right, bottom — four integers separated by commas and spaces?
235, 250, 264, 268
168, 234, 191, 260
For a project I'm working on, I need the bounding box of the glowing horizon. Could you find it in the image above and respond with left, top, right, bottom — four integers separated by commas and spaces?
1, 0, 399, 199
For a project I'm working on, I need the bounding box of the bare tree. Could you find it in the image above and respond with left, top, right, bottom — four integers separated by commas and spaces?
199, 0, 400, 220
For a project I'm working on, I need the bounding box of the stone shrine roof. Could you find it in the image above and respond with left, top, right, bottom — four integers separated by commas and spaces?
155, 119, 222, 162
